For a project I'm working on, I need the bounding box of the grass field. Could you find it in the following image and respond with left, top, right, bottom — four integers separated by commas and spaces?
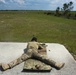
0, 10, 76, 54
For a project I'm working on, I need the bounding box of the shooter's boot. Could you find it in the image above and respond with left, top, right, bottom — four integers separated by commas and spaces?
54, 62, 65, 70
1, 63, 10, 71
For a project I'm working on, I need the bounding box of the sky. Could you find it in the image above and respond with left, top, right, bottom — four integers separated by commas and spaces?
0, 0, 76, 10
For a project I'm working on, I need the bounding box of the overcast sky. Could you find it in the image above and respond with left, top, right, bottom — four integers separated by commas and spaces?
0, 0, 76, 10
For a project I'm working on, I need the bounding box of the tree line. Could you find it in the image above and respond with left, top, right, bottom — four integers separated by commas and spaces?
46, 1, 76, 20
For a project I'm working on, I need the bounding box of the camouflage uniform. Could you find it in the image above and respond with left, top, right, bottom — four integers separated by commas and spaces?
1, 41, 64, 71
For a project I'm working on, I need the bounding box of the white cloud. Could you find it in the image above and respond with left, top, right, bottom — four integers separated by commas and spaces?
0, 0, 6, 3
13, 0, 25, 4
0, 0, 25, 4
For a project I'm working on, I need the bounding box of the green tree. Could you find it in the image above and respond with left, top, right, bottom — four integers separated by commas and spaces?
68, 1, 73, 11
56, 7, 60, 16
63, 1, 73, 15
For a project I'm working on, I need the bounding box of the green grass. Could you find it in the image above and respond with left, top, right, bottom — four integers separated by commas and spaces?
0, 10, 76, 54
